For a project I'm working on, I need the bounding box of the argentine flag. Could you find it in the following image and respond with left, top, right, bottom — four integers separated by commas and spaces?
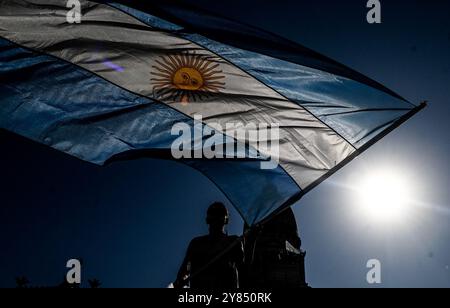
0, 0, 424, 225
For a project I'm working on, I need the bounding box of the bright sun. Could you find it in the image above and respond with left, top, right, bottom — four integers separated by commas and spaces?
357, 170, 411, 222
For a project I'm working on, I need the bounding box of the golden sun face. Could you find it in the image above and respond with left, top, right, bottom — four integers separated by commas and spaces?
173, 67, 204, 91
151, 53, 225, 105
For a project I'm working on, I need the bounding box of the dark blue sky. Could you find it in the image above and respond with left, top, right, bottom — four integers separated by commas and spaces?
1, 0, 449, 287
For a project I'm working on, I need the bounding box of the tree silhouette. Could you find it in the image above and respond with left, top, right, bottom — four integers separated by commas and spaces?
88, 278, 101, 288
14, 275, 101, 288
15, 276, 29, 288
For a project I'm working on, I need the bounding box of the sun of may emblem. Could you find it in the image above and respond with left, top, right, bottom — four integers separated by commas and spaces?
151, 52, 226, 104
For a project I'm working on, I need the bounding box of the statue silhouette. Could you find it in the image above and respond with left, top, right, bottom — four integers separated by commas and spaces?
242, 207, 309, 288
174, 202, 244, 288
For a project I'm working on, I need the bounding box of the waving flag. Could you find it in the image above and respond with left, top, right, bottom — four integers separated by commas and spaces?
0, 0, 424, 225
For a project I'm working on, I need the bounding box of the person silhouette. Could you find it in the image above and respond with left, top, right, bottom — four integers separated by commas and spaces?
174, 202, 244, 288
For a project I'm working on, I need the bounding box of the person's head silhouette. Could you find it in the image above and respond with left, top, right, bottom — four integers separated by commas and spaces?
206, 202, 229, 235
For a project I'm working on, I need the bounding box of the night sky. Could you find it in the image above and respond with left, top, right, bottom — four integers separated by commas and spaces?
1, 0, 449, 287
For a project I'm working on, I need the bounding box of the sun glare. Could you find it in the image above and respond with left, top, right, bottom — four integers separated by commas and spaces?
357, 170, 411, 222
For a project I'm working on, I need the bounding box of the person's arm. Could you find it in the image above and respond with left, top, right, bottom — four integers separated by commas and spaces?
237, 237, 245, 266
229, 236, 244, 267
174, 241, 193, 289
232, 236, 245, 288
